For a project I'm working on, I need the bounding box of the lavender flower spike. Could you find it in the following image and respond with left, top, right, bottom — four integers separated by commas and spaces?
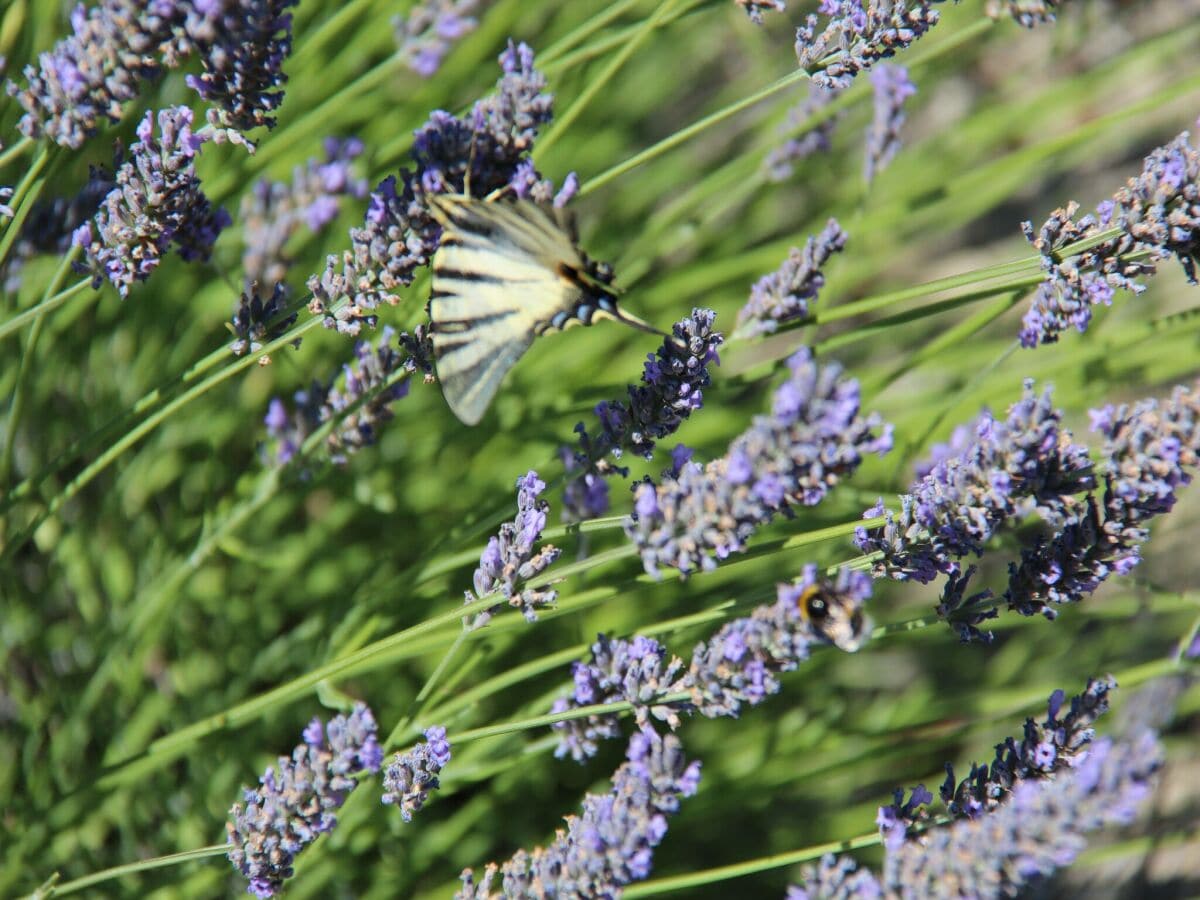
737, 220, 847, 338
464, 471, 561, 627
381, 726, 452, 821
226, 704, 383, 899
457, 730, 701, 899
764, 82, 846, 182
864, 64, 915, 183
788, 853, 883, 899
630, 348, 891, 577
986, 0, 1063, 27
796, 1, 948, 90
1020, 132, 1200, 347
395, 0, 480, 77
74, 106, 231, 298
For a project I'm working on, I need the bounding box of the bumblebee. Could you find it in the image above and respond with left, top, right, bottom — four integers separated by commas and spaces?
795, 583, 870, 652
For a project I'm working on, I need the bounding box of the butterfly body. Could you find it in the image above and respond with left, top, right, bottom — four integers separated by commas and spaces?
426, 193, 661, 425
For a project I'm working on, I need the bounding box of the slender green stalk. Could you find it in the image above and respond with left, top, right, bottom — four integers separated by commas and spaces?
2, 248, 79, 487
543, 0, 713, 74
43, 846, 226, 897
0, 135, 34, 169
0, 145, 54, 271
536, 0, 683, 158
539, 0, 646, 66
0, 277, 93, 343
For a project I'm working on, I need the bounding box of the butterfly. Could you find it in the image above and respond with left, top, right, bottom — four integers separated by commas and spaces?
426, 193, 664, 425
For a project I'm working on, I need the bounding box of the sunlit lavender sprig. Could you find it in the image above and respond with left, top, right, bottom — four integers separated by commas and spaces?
5, 0, 181, 148
685, 566, 872, 718
241, 137, 368, 290
381, 726, 452, 822
551, 634, 686, 763
226, 704, 383, 899
263, 326, 413, 466
882, 731, 1161, 898
736, 221, 847, 338
551, 567, 871, 761
939, 677, 1116, 819
395, 0, 479, 77
184, 0, 298, 135
1020, 132, 1200, 347
456, 730, 701, 899
1004, 380, 1200, 618
796, 1, 947, 90
765, 83, 846, 182
561, 309, 723, 521
855, 380, 1093, 584
735, 0, 786, 25
864, 64, 915, 183
464, 471, 561, 628
986, 0, 1063, 27
630, 348, 891, 577
72, 106, 232, 298
308, 41, 556, 335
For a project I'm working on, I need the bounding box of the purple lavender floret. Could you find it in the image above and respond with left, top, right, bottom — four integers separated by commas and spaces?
737, 221, 848, 338
242, 137, 367, 290
381, 726, 452, 822
939, 678, 1116, 820
551, 634, 686, 762
184, 0, 297, 134
735, 0, 786, 25
796, 1, 947, 90
226, 704, 382, 898
395, 0, 479, 77
228, 282, 299, 360
464, 471, 561, 627
1020, 133, 1200, 347
1004, 381, 1200, 617
934, 563, 997, 644
631, 349, 891, 577
308, 41, 556, 335
787, 853, 883, 900
876, 784, 933, 851
883, 731, 1161, 897
765, 83, 846, 181
73, 106, 231, 298
264, 327, 412, 466
456, 730, 701, 899
561, 309, 723, 521
687, 566, 872, 718
864, 64, 915, 183
5, 0, 184, 148
986, 0, 1062, 26
855, 381, 1093, 583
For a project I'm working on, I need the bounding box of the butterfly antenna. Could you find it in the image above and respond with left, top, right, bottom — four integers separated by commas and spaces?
611, 305, 673, 341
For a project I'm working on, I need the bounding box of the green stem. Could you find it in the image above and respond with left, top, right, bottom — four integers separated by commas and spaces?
43, 845, 226, 897
0, 145, 53, 271
0, 135, 34, 169
543, 0, 713, 74
0, 277, 93, 343
539, 0, 646, 66
2, 249, 79, 487
536, 0, 683, 159
579, 67, 811, 197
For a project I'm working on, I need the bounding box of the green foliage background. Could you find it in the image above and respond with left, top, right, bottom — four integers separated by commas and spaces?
1, 0, 1199, 896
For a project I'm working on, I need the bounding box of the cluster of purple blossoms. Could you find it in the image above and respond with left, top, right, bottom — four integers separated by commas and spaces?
855, 380, 1094, 584
381, 726, 452, 821
226, 704, 383, 899
864, 64, 915, 183
986, 0, 1063, 27
307, 41, 557, 335
228, 282, 298, 361
551, 567, 871, 761
551, 634, 686, 763
395, 0, 479, 78
630, 348, 892, 577
456, 730, 701, 899
183, 0, 297, 134
263, 326, 415, 466
6, 0, 296, 150
796, 1, 947, 90
1020, 132, 1200, 347
736, 220, 848, 338
464, 471, 561, 628
764, 82, 846, 182
1004, 380, 1200, 619
735, 0, 786, 25
241, 137, 368, 292
72, 106, 232, 298
561, 309, 724, 521
790, 682, 1162, 900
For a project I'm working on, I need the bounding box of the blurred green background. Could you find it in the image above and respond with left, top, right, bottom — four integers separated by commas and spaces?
1, 0, 1198, 896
